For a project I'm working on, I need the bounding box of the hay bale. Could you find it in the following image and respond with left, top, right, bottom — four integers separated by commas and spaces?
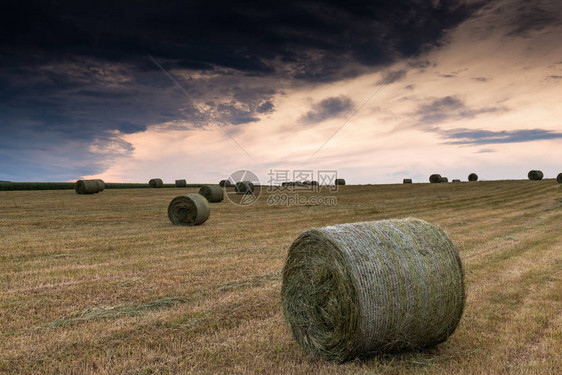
557, 173, 562, 184
219, 180, 233, 187
528, 170, 544, 181
429, 174, 442, 183
199, 185, 224, 202
175, 179, 187, 188
311, 181, 319, 186
93, 179, 105, 191
282, 218, 465, 362
335, 178, 346, 186
468, 173, 478, 182
440, 177, 449, 183
403, 179, 412, 184
75, 180, 100, 194
452, 179, 461, 183
167, 194, 210, 226
235, 181, 254, 194
281, 182, 291, 187
149, 178, 164, 188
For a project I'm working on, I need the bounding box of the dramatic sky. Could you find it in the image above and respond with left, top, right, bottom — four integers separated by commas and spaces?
1, 0, 561, 183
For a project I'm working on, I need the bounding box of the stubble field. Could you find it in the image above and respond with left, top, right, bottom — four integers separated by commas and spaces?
1, 180, 561, 374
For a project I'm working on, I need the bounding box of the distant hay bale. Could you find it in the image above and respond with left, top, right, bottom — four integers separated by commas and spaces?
468, 173, 478, 182
557, 173, 562, 184
75, 180, 101, 194
149, 178, 164, 188
440, 177, 449, 183
303, 181, 311, 185
311, 181, 319, 186
528, 170, 544, 181
199, 185, 224, 202
235, 181, 254, 194
403, 179, 412, 184
281, 182, 291, 187
175, 179, 187, 188
93, 179, 105, 191
282, 218, 465, 362
452, 179, 461, 183
335, 178, 346, 186
219, 180, 233, 187
429, 174, 442, 183
167, 194, 210, 226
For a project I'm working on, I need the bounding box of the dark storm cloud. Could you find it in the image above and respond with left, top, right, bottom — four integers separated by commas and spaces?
0, 0, 495, 180
1, 1, 486, 77
442, 128, 562, 144
300, 96, 354, 124
414, 96, 504, 125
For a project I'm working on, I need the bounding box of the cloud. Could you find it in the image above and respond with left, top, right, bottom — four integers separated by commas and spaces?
300, 96, 354, 124
442, 128, 562, 145
502, 0, 562, 37
377, 69, 407, 85
471, 77, 490, 82
414, 96, 504, 125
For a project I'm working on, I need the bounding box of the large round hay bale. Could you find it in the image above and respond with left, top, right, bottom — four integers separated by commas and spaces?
219, 180, 232, 187
93, 179, 105, 191
167, 194, 210, 226
149, 178, 164, 188
429, 174, 442, 183
175, 179, 187, 188
403, 179, 412, 184
468, 173, 478, 182
282, 218, 465, 362
199, 185, 224, 202
528, 170, 544, 181
557, 173, 562, 184
440, 177, 449, 183
335, 178, 346, 186
75, 180, 100, 194
235, 181, 254, 194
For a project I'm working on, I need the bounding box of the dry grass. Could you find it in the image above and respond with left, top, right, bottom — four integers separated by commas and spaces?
1, 180, 561, 374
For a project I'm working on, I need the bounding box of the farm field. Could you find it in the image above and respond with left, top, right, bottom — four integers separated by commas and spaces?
1, 180, 561, 374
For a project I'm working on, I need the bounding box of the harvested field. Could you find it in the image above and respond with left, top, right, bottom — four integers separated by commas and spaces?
0, 180, 561, 374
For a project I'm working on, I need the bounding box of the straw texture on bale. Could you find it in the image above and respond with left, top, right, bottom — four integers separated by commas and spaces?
440, 177, 449, 183
403, 179, 412, 184
335, 178, 346, 186
282, 218, 465, 362
94, 179, 105, 191
557, 173, 562, 184
429, 174, 441, 183
175, 179, 187, 188
219, 180, 233, 187
167, 194, 210, 226
75, 180, 101, 194
528, 170, 544, 181
199, 185, 224, 202
149, 178, 164, 188
235, 181, 254, 194
468, 173, 478, 182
